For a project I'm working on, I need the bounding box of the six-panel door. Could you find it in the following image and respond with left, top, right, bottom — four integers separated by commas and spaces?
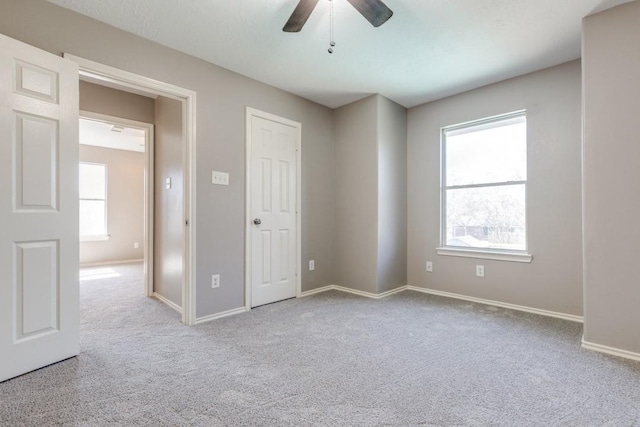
0, 33, 79, 382
250, 115, 298, 308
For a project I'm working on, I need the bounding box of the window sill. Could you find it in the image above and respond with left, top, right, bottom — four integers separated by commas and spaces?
436, 247, 532, 263
80, 235, 110, 242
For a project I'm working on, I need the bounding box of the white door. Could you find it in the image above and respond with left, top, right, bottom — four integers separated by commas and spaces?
249, 114, 298, 307
0, 34, 79, 382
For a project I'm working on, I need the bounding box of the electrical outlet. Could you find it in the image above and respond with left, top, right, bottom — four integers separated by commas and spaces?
211, 274, 220, 288
309, 260, 315, 271
426, 261, 433, 272
476, 265, 485, 278
134, 242, 139, 249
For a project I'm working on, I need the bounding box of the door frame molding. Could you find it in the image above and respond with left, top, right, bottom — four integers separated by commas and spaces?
67, 54, 197, 326
244, 107, 302, 310
78, 111, 155, 298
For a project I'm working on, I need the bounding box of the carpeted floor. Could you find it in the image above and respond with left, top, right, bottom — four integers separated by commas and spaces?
1, 262, 639, 426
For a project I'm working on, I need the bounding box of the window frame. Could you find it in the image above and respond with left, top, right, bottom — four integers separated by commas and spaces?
437, 110, 532, 263
79, 161, 109, 242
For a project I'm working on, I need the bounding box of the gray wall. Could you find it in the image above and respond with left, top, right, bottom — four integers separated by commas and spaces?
333, 96, 379, 293
154, 96, 184, 308
79, 145, 145, 265
0, 0, 335, 319
80, 81, 155, 124
583, 1, 640, 354
407, 61, 583, 316
377, 96, 407, 293
333, 95, 407, 294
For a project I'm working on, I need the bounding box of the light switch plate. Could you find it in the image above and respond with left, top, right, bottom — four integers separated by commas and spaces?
165, 177, 172, 189
212, 171, 229, 186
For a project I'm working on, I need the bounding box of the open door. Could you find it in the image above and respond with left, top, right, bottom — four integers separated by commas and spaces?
0, 34, 79, 382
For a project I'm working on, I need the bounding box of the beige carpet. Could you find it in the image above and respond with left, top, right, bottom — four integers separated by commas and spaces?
1, 262, 639, 426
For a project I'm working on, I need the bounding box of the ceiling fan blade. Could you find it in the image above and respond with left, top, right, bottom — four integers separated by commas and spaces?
283, 0, 321, 32
346, 0, 393, 27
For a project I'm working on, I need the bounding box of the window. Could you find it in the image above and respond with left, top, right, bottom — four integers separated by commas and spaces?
79, 162, 108, 240
439, 111, 530, 261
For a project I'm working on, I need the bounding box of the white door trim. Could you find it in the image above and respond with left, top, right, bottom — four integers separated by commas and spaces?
78, 111, 155, 298
66, 54, 197, 326
245, 107, 302, 310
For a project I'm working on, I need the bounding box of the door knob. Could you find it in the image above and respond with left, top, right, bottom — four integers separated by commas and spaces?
253, 218, 262, 225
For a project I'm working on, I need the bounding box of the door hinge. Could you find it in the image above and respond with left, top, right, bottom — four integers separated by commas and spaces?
185, 219, 189, 226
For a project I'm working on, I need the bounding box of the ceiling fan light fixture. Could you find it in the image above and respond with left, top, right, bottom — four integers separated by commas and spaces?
283, 0, 393, 33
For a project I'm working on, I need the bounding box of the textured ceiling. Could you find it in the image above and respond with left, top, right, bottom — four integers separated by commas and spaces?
80, 119, 146, 152
47, 0, 634, 109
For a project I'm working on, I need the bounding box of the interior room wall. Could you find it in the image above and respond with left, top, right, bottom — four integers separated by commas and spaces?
154, 96, 184, 309
407, 60, 583, 317
0, 0, 335, 319
80, 80, 155, 123
333, 95, 407, 294
79, 145, 145, 265
333, 95, 379, 294
582, 0, 640, 356
377, 96, 407, 293
79, 81, 153, 266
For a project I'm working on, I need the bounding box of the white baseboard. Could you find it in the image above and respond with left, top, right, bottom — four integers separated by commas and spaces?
210, 285, 584, 330
299, 284, 407, 299
152, 292, 183, 314
301, 284, 582, 324
80, 258, 143, 268
406, 286, 584, 323
195, 307, 247, 324
582, 339, 640, 362
299, 285, 335, 298
333, 284, 408, 299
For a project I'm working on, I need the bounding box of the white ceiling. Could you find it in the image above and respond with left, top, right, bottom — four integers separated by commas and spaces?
47, 0, 634, 109
80, 118, 146, 152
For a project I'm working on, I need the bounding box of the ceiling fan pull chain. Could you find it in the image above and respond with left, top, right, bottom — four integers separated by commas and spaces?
328, 0, 336, 53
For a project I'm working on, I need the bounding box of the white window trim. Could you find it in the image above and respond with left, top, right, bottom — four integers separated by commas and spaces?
79, 162, 108, 240
436, 247, 532, 263
440, 110, 532, 263
80, 235, 110, 242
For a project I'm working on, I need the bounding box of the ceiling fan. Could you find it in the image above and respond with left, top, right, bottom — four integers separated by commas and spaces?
283, 0, 393, 32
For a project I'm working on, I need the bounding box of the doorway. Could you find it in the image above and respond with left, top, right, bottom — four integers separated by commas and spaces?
78, 112, 154, 297
66, 54, 197, 326
245, 108, 302, 309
